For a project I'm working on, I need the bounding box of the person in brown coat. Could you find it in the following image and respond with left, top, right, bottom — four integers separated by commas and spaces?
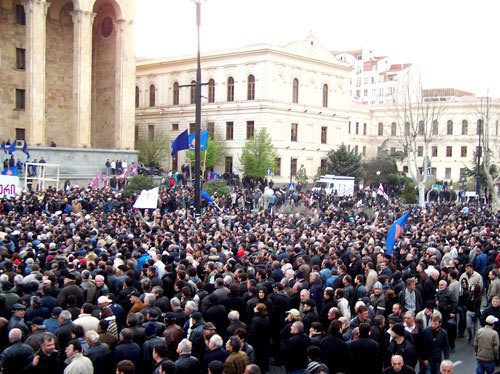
127, 291, 144, 316
162, 313, 183, 361
224, 336, 249, 374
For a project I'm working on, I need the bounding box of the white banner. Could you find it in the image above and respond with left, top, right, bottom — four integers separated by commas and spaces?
0, 176, 19, 198
133, 187, 159, 209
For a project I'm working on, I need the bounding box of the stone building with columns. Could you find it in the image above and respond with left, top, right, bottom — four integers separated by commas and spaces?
0, 0, 135, 150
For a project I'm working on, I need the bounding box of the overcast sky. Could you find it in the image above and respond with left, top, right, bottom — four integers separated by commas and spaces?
136, 0, 499, 97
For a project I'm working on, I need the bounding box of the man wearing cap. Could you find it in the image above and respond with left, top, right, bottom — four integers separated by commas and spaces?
474, 315, 499, 374
459, 264, 483, 291
371, 281, 386, 316
416, 301, 442, 329
44, 307, 62, 333
163, 313, 184, 361
388, 323, 417, 369
302, 299, 320, 333
142, 323, 166, 374
128, 290, 144, 316
188, 312, 206, 361
7, 303, 29, 339
25, 317, 53, 351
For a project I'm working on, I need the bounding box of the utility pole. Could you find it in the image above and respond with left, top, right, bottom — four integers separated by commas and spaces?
194, 0, 202, 215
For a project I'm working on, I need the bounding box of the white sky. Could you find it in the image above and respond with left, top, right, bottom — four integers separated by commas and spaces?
136, 0, 500, 97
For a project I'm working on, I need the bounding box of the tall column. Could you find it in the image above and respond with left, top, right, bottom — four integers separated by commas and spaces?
114, 17, 135, 150
72, 10, 96, 148
23, 0, 49, 145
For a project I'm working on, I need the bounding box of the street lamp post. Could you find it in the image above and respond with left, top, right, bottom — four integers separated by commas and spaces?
193, 0, 203, 215
476, 119, 482, 211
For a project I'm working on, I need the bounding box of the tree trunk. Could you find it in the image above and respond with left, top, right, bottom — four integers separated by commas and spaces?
485, 173, 500, 212
418, 180, 426, 206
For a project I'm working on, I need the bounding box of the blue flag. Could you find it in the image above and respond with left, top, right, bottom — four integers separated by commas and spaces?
1, 166, 18, 176
207, 171, 221, 180
7, 141, 16, 154
1, 141, 6, 154
22, 141, 30, 159
385, 209, 412, 255
171, 130, 189, 157
201, 189, 213, 203
188, 130, 208, 151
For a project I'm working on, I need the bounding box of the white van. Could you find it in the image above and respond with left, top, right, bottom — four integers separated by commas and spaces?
312, 175, 355, 196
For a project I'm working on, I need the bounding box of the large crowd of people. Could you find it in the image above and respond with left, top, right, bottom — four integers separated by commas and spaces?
0, 180, 499, 374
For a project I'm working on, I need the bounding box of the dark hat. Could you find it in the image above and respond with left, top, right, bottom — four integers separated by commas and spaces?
191, 312, 202, 321
295, 270, 304, 279
304, 299, 316, 307
144, 323, 157, 337
208, 360, 224, 374
392, 323, 405, 337
52, 307, 63, 317
203, 322, 216, 330
12, 303, 26, 311
425, 300, 436, 309
164, 312, 176, 324
30, 316, 44, 327
128, 290, 140, 298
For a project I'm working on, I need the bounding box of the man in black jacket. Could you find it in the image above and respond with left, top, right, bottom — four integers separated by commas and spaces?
436, 280, 458, 350
24, 334, 63, 374
84, 330, 112, 374
320, 319, 352, 373
350, 323, 382, 373
284, 321, 311, 373
0, 328, 34, 374
54, 310, 73, 360
175, 338, 200, 374
423, 315, 450, 374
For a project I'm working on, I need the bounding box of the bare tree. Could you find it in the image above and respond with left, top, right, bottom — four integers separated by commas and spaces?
473, 96, 500, 212
387, 70, 446, 206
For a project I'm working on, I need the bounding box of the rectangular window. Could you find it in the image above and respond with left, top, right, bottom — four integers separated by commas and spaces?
321, 126, 327, 144
432, 146, 438, 157
461, 146, 467, 157
172, 123, 179, 131
348, 121, 351, 134
291, 123, 298, 142
15, 128, 25, 141
15, 4, 25, 25
354, 145, 358, 155
363, 89, 368, 96
362, 146, 366, 156
15, 89, 25, 109
291, 158, 297, 176
417, 146, 423, 157
189, 123, 195, 134
207, 122, 214, 139
445, 168, 451, 179
363, 123, 367, 135
430, 167, 437, 176
355, 122, 359, 135
378, 123, 383, 136
446, 146, 452, 157
16, 48, 25, 70
246, 121, 254, 139
225, 156, 232, 174
403, 166, 408, 173
460, 168, 466, 179
320, 159, 326, 171
391, 123, 397, 136
364, 77, 369, 84
462, 121, 468, 135
276, 158, 281, 176
172, 155, 178, 172
134, 126, 139, 143
148, 124, 154, 141
226, 122, 233, 140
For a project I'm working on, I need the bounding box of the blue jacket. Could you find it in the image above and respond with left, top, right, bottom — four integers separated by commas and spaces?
475, 253, 488, 276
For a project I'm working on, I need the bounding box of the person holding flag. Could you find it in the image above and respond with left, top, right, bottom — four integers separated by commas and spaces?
385, 209, 412, 255
377, 183, 389, 201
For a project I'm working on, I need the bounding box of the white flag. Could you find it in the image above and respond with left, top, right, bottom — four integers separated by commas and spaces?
377, 183, 389, 200
133, 187, 159, 209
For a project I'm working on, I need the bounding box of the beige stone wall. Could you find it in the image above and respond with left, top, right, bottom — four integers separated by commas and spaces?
0, 6, 27, 140
45, 5, 74, 147
91, 2, 116, 149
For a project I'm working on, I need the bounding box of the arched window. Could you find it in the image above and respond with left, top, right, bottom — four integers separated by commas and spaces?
247, 74, 255, 100
292, 78, 299, 103
173, 82, 179, 105
135, 86, 140, 108
447, 120, 453, 135
322, 84, 328, 107
149, 84, 155, 107
190, 80, 196, 104
208, 79, 215, 103
462, 119, 468, 135
227, 76, 234, 102
378, 122, 383, 136
391, 122, 397, 136
432, 120, 438, 135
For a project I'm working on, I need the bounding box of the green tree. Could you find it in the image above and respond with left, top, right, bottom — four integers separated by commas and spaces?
295, 164, 309, 190
325, 144, 364, 182
135, 133, 170, 165
239, 128, 278, 178
123, 175, 157, 198
204, 179, 230, 197
363, 145, 404, 186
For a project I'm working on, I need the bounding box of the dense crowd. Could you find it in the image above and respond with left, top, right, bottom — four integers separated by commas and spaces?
0, 181, 499, 374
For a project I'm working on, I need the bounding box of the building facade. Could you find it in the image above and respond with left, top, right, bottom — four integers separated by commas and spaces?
0, 0, 135, 150
136, 35, 352, 181
136, 38, 500, 185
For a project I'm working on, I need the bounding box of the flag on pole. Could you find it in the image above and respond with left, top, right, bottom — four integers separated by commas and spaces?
89, 176, 99, 189
377, 183, 389, 200
1, 141, 6, 154
104, 176, 109, 188
206, 171, 221, 180
118, 167, 128, 181
188, 130, 208, 150
1, 166, 18, 176
7, 141, 16, 154
385, 209, 412, 255
97, 172, 103, 183
133, 187, 159, 209
201, 189, 214, 203
22, 141, 30, 159
171, 130, 189, 156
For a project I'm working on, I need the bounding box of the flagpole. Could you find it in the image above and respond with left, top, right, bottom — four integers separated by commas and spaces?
193, 0, 203, 215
